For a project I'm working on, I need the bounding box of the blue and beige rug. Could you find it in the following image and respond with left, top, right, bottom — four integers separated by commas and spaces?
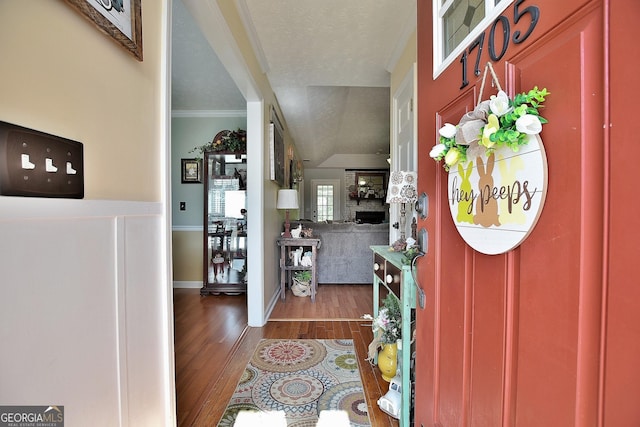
218, 339, 371, 426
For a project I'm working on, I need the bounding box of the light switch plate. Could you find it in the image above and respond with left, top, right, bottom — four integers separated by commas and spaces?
0, 121, 84, 198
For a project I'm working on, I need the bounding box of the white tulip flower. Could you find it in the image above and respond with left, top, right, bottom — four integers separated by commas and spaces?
515, 114, 543, 135
438, 123, 457, 139
489, 90, 513, 117
429, 143, 447, 159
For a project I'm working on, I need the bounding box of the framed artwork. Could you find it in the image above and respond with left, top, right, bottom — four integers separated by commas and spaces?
269, 121, 285, 187
64, 0, 143, 61
181, 159, 202, 184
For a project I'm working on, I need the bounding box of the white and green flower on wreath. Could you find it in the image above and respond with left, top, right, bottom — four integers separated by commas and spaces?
429, 87, 550, 171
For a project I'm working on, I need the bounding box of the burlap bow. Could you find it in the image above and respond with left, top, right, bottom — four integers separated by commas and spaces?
455, 100, 490, 146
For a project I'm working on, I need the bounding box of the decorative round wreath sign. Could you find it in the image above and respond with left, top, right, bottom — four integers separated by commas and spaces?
429, 63, 550, 255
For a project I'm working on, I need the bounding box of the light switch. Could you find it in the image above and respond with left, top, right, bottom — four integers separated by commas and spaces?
45, 158, 58, 173
21, 154, 35, 169
0, 121, 84, 198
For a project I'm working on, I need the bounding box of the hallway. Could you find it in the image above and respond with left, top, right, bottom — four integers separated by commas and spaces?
173, 285, 398, 426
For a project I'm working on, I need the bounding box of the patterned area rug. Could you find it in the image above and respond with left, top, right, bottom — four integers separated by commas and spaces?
218, 339, 371, 426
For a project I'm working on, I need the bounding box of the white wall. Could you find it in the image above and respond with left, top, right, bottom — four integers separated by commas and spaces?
0, 200, 170, 426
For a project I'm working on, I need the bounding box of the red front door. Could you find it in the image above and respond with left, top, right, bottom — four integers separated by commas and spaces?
414, 0, 640, 425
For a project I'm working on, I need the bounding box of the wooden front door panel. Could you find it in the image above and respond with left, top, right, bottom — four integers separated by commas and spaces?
414, 0, 617, 425
603, 2, 640, 425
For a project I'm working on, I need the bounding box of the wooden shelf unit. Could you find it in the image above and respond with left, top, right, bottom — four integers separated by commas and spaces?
277, 237, 320, 302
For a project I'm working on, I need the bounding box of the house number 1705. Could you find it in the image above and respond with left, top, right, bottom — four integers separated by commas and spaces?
459, 0, 540, 89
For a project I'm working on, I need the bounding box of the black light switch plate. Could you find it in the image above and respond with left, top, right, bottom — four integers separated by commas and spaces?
0, 121, 84, 198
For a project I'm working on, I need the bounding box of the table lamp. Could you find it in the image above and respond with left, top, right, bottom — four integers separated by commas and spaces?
386, 171, 418, 241
277, 189, 299, 238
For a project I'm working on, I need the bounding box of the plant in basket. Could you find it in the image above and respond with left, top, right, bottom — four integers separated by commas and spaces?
292, 270, 312, 297
293, 270, 312, 283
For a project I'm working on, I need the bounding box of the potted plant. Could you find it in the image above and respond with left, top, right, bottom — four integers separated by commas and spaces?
291, 270, 312, 297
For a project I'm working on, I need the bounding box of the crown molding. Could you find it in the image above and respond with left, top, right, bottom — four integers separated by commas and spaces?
171, 110, 247, 118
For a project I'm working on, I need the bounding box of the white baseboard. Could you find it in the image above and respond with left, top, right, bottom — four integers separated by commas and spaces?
173, 281, 202, 289
264, 286, 281, 322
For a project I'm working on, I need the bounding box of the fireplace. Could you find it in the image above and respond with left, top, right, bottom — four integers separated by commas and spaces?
355, 211, 386, 224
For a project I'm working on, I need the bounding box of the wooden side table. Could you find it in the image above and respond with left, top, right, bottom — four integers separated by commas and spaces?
276, 237, 320, 302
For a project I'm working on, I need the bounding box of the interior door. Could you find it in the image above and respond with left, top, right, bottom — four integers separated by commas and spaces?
391, 66, 417, 241
414, 0, 640, 425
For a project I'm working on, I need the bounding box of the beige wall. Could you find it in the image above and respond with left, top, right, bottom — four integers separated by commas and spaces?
391, 30, 417, 98
0, 1, 164, 201
173, 230, 202, 282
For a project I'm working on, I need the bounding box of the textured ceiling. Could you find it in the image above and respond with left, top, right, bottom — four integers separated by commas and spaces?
171, 0, 245, 111
172, 0, 416, 168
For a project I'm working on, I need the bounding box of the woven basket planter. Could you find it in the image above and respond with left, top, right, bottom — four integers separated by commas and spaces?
291, 278, 311, 297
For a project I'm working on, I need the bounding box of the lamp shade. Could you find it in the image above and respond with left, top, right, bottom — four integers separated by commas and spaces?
386, 171, 418, 204
277, 189, 299, 210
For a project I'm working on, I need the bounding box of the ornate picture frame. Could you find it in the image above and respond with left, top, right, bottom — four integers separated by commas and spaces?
64, 0, 143, 61
181, 159, 202, 184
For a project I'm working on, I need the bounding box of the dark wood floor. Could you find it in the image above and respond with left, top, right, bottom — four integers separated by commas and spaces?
173, 285, 398, 426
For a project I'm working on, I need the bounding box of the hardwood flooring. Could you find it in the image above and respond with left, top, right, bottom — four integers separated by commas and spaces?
173, 285, 398, 426
270, 284, 374, 320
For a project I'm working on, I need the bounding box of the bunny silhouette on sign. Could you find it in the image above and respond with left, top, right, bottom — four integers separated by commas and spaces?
457, 161, 475, 224
473, 154, 500, 227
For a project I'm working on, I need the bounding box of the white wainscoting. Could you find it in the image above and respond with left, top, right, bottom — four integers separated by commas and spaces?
0, 198, 173, 426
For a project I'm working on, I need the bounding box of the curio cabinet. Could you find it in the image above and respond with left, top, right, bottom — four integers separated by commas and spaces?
201, 150, 247, 295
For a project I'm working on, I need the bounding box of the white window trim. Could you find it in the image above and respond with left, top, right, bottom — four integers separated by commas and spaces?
433, 0, 514, 79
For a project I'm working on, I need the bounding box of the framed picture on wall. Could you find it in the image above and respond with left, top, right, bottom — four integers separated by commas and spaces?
269, 120, 285, 187
181, 158, 202, 184
64, 0, 143, 61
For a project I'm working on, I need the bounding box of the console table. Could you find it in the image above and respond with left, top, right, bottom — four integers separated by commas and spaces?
371, 245, 416, 426
277, 237, 320, 302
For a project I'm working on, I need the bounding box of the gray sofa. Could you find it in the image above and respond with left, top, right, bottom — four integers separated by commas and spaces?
291, 221, 389, 284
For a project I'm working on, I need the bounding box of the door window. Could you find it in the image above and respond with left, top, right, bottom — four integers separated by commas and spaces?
311, 179, 341, 222
316, 184, 334, 221
434, 0, 513, 77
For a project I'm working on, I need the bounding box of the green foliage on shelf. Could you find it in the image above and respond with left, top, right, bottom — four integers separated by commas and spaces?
293, 270, 312, 283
